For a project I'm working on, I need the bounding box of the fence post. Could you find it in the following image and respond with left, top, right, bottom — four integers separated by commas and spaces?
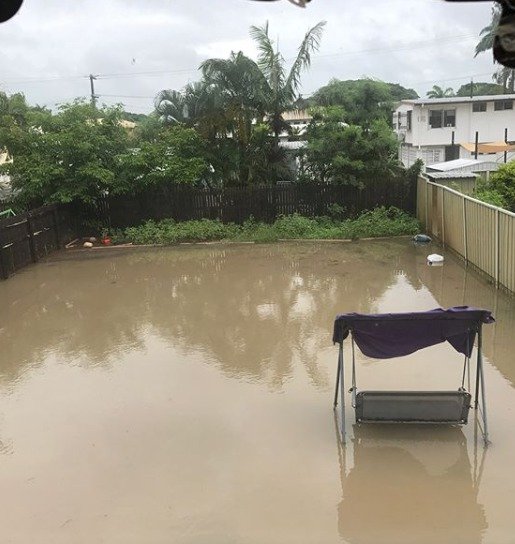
495, 209, 500, 288
26, 214, 38, 263
0, 229, 8, 279
52, 207, 62, 249
441, 188, 446, 248
462, 197, 468, 265
425, 181, 429, 231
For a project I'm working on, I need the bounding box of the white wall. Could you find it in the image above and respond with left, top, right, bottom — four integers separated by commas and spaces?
396, 99, 515, 147
399, 144, 445, 167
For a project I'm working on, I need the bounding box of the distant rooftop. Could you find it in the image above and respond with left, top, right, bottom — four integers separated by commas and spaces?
279, 140, 307, 150
428, 159, 484, 171
402, 94, 515, 106
427, 158, 500, 173
282, 110, 312, 122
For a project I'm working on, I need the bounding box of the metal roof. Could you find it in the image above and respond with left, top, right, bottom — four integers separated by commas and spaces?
402, 94, 515, 106
427, 159, 486, 171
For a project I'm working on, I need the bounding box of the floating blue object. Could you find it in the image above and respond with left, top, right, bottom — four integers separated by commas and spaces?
413, 234, 432, 244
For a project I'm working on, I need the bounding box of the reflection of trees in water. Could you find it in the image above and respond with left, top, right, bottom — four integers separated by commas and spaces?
337, 424, 487, 544
0, 242, 406, 387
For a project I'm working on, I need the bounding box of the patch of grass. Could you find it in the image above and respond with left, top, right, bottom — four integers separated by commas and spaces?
110, 207, 420, 245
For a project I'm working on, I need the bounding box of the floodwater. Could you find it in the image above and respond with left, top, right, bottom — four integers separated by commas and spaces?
0, 240, 514, 544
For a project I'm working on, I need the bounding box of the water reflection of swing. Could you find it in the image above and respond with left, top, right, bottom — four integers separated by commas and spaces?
334, 417, 488, 544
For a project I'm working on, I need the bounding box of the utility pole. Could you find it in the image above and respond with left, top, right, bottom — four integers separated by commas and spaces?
89, 74, 98, 108
504, 127, 508, 164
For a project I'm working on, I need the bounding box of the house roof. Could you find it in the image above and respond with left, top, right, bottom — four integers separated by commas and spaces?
282, 110, 312, 122
427, 158, 500, 174
401, 94, 515, 106
279, 140, 307, 150
427, 159, 485, 171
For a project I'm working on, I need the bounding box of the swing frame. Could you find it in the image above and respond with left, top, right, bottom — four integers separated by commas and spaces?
332, 308, 493, 446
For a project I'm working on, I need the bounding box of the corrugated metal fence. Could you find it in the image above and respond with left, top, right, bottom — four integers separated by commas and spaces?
417, 176, 515, 294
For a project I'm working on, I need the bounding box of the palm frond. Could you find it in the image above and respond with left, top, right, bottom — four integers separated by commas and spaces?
285, 21, 326, 100
250, 22, 275, 77
475, 4, 502, 57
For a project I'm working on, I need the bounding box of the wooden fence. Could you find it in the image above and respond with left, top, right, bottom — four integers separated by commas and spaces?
91, 178, 416, 229
417, 176, 515, 295
0, 204, 76, 280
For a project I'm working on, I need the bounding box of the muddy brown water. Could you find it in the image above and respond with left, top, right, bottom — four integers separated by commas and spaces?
0, 240, 514, 544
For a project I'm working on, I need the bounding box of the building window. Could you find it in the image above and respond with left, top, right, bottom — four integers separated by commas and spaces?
429, 110, 442, 128
407, 110, 412, 131
473, 102, 487, 112
425, 149, 441, 163
397, 112, 401, 129
494, 100, 514, 111
444, 110, 456, 127
429, 109, 456, 128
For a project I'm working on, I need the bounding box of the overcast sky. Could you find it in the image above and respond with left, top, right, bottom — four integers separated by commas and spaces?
0, 0, 498, 114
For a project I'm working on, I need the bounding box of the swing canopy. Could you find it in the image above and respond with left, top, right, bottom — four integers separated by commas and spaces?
333, 306, 494, 359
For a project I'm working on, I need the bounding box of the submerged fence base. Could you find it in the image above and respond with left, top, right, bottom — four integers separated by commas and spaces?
417, 176, 515, 295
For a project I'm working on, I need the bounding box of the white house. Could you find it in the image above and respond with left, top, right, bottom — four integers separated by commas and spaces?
394, 95, 515, 167
281, 109, 312, 140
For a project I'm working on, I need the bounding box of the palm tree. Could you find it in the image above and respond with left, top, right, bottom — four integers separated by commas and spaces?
475, 4, 515, 93
200, 52, 270, 183
154, 89, 188, 125
250, 21, 326, 138
426, 85, 455, 99
155, 21, 325, 185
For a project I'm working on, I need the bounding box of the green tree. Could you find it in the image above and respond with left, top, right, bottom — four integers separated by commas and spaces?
298, 107, 399, 185
312, 79, 395, 128
426, 85, 455, 99
1, 101, 130, 206
116, 126, 208, 193
456, 82, 505, 97
249, 21, 326, 138
155, 21, 325, 185
386, 83, 419, 101
486, 161, 515, 211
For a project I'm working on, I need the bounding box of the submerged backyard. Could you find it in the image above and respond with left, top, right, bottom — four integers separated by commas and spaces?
2, 2, 515, 542
1, 238, 514, 543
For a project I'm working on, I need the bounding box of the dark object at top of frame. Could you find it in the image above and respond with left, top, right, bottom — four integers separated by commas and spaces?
0, 0, 23, 23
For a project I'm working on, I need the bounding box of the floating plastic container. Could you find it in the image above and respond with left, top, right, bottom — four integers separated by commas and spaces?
427, 253, 444, 266
413, 234, 432, 244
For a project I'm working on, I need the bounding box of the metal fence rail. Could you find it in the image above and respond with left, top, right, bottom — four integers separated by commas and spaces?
417, 176, 515, 294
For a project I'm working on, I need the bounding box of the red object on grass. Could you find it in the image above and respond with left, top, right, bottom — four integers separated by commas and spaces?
101, 237, 111, 246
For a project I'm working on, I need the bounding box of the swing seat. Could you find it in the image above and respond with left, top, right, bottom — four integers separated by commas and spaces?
355, 390, 471, 425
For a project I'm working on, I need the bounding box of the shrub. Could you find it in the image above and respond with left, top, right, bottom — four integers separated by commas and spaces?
111, 207, 420, 245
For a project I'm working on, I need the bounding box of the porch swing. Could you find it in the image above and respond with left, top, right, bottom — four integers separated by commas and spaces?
332, 307, 495, 444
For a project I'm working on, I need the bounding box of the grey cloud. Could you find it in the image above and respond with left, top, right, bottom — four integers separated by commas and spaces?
0, 0, 497, 113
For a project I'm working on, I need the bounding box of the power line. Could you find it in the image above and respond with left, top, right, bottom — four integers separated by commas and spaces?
0, 32, 483, 87
98, 93, 155, 99
312, 34, 478, 60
